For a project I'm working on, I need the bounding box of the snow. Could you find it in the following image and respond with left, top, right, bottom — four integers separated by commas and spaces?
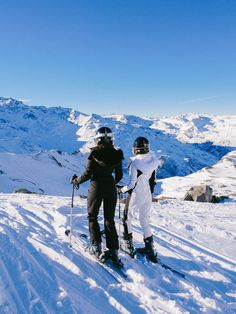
157, 150, 236, 199
0, 97, 236, 313
150, 114, 236, 147
0, 193, 235, 313
0, 151, 87, 195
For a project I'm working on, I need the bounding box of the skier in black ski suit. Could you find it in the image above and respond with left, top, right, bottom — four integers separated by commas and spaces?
71, 127, 124, 265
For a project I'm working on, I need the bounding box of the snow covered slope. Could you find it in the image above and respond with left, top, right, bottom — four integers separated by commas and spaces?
0, 193, 235, 314
0, 97, 236, 313
0, 151, 87, 195
150, 114, 236, 147
158, 150, 236, 198
0, 97, 80, 153
0, 97, 236, 195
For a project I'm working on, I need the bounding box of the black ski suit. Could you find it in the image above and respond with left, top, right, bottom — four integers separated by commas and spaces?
76, 145, 124, 250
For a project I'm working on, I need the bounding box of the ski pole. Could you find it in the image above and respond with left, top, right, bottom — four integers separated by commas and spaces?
68, 184, 75, 247
118, 191, 121, 246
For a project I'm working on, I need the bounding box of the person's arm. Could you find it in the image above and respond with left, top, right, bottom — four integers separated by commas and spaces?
149, 170, 156, 193
121, 163, 138, 193
76, 159, 93, 185
115, 162, 123, 184
114, 149, 124, 184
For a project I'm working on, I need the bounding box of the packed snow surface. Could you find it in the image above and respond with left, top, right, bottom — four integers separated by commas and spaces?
0, 193, 235, 314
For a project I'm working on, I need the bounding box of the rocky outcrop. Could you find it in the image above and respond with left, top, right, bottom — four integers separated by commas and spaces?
183, 185, 213, 202
14, 189, 35, 194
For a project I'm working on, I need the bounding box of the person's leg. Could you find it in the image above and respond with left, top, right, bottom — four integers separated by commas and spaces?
87, 182, 102, 248
123, 193, 133, 240
139, 202, 152, 239
103, 193, 119, 250
100, 192, 124, 266
122, 194, 136, 255
139, 202, 158, 262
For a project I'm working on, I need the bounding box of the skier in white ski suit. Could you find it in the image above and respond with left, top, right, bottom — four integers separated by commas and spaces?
120, 137, 163, 262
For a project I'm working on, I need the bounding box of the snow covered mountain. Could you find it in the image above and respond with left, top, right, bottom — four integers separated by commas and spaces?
1, 97, 236, 313
0, 97, 235, 196
0, 97, 79, 153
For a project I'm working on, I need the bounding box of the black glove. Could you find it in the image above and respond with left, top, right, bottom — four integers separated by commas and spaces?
70, 174, 79, 189
116, 185, 124, 194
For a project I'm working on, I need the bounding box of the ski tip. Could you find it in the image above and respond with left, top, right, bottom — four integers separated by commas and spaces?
80, 233, 88, 239
65, 229, 70, 236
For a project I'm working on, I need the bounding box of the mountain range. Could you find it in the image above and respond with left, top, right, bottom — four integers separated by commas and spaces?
0, 97, 235, 197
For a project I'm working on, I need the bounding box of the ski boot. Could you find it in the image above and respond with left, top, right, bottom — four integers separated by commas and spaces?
144, 236, 159, 263
99, 249, 123, 268
123, 233, 136, 257
109, 249, 124, 268
89, 243, 102, 259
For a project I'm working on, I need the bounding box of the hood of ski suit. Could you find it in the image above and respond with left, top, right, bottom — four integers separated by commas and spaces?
130, 151, 161, 175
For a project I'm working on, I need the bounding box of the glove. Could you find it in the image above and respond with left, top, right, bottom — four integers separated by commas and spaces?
116, 185, 124, 194
70, 174, 79, 189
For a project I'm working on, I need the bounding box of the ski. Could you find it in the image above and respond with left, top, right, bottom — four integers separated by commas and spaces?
157, 261, 185, 278
120, 241, 185, 278
135, 247, 185, 278
65, 230, 128, 282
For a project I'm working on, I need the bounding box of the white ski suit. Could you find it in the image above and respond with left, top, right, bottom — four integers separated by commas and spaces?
121, 151, 162, 239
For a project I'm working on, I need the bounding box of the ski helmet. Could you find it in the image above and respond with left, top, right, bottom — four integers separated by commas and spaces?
133, 136, 149, 154
95, 126, 114, 145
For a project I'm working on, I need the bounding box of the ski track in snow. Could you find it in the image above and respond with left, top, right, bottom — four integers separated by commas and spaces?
0, 193, 236, 314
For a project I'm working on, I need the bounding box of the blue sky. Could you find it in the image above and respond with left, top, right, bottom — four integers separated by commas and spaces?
0, 0, 235, 116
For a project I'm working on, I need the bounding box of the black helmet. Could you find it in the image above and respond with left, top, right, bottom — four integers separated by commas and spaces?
133, 136, 149, 154
95, 126, 114, 145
